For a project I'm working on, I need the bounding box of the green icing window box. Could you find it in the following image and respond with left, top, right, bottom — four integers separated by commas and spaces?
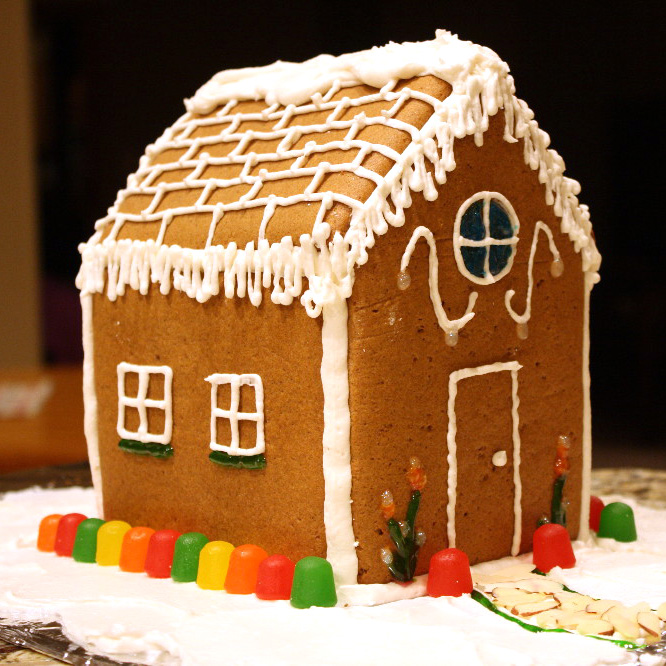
118, 439, 174, 458
209, 451, 266, 469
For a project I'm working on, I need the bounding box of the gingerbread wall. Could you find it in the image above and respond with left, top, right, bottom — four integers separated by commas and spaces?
348, 112, 585, 583
92, 288, 328, 561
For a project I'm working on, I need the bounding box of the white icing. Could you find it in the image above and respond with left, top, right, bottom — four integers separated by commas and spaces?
505, 221, 561, 325
78, 232, 353, 318
579, 271, 599, 540
116, 362, 173, 445
205, 373, 265, 456
447, 362, 522, 556
320, 297, 358, 585
80, 294, 103, 517
186, 31, 499, 111
336, 574, 427, 607
453, 191, 519, 285
1, 487, 664, 665
76, 31, 600, 316
492, 450, 508, 467
400, 225, 477, 338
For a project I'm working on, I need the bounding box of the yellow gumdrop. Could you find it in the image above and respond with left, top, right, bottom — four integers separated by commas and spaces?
96, 520, 132, 566
196, 541, 235, 590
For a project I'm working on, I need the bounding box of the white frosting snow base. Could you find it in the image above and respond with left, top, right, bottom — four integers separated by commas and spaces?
0, 488, 664, 666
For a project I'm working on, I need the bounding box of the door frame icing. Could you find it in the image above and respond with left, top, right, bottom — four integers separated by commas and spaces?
446, 361, 523, 556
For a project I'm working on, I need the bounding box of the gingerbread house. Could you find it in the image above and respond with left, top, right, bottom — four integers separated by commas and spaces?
76, 31, 600, 587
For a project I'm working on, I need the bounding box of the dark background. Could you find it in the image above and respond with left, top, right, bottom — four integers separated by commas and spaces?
31, 0, 665, 466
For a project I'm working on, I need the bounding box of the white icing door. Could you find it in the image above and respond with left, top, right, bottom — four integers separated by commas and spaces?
446, 361, 522, 557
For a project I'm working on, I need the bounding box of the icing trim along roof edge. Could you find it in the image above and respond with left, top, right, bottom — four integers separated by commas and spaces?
76, 30, 601, 317
187, 29, 508, 111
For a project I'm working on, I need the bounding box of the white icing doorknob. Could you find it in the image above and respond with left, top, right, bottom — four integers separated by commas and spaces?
492, 450, 508, 467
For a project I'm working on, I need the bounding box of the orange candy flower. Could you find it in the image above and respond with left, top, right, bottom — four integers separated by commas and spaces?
554, 435, 571, 478
380, 490, 395, 520
406, 456, 427, 491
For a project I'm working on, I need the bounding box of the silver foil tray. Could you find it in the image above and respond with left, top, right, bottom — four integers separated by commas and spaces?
0, 619, 135, 665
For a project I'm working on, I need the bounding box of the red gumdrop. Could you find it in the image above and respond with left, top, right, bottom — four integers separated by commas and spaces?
144, 530, 181, 578
533, 523, 576, 572
589, 495, 605, 532
255, 554, 296, 600
54, 513, 87, 557
426, 548, 473, 597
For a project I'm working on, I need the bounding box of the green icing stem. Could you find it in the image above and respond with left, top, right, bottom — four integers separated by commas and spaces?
385, 490, 422, 582
551, 474, 567, 525
471, 590, 640, 650
209, 451, 266, 469
118, 439, 173, 458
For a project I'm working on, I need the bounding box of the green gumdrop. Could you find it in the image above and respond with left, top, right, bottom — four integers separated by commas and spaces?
597, 502, 637, 542
72, 518, 106, 563
171, 532, 209, 582
290, 556, 337, 609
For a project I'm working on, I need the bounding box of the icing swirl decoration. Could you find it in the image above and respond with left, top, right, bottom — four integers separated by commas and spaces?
400, 226, 478, 346
504, 220, 562, 329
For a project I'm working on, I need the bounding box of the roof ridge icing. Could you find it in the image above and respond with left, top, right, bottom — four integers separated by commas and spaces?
187, 29, 504, 111
77, 30, 601, 318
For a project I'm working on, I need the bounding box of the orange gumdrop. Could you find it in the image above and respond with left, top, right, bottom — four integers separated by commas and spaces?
119, 526, 156, 573
224, 544, 269, 595
37, 514, 63, 552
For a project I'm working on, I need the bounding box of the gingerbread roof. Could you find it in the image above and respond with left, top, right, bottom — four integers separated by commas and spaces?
77, 30, 600, 316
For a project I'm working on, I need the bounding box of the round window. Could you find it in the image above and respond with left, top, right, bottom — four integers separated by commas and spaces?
453, 192, 519, 284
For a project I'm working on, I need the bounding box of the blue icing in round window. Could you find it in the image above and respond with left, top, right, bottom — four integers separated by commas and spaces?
489, 244, 514, 276
460, 200, 485, 241
489, 200, 513, 240
460, 246, 486, 278
456, 194, 519, 283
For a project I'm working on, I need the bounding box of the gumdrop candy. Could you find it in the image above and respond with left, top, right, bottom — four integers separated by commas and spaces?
72, 518, 105, 563
533, 523, 576, 572
119, 527, 156, 573
589, 495, 605, 532
54, 513, 87, 557
196, 541, 235, 591
256, 554, 296, 600
96, 520, 131, 566
37, 514, 62, 552
597, 502, 637, 542
145, 529, 181, 578
426, 548, 473, 597
224, 544, 269, 595
171, 532, 209, 583
290, 556, 337, 608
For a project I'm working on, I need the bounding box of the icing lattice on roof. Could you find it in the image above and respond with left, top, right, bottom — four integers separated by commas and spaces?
77, 30, 601, 317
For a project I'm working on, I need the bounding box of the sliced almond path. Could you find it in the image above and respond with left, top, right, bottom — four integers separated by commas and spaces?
473, 563, 666, 645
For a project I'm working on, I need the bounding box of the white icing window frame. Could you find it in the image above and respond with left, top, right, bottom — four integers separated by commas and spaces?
206, 373, 265, 457
453, 191, 520, 285
117, 362, 173, 444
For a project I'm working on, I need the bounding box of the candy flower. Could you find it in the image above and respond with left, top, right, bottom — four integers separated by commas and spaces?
554, 435, 571, 478
379, 457, 427, 582
406, 456, 427, 491
380, 490, 395, 520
